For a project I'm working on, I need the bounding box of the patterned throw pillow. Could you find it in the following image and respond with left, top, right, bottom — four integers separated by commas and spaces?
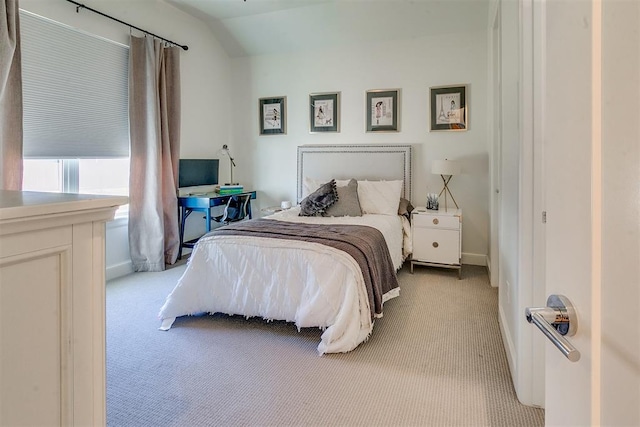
299, 179, 338, 216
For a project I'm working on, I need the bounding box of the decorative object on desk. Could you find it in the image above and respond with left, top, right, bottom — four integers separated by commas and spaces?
366, 89, 400, 132
429, 84, 467, 131
280, 200, 292, 209
218, 184, 244, 195
259, 96, 287, 135
309, 92, 340, 133
432, 159, 461, 210
220, 144, 238, 185
426, 193, 439, 210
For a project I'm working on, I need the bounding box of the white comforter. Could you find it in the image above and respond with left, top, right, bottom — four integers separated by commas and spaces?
159, 207, 409, 354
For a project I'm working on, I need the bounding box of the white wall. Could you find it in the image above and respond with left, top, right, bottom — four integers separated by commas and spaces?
19, 0, 233, 278
230, 28, 490, 264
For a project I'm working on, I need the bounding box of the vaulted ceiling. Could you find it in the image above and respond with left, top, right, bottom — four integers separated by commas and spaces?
166, 0, 491, 57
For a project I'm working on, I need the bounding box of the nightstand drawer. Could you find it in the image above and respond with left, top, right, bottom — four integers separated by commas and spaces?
412, 212, 460, 229
413, 229, 460, 265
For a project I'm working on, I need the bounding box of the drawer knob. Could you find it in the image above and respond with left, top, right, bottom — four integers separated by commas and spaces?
433, 218, 439, 225
432, 242, 439, 248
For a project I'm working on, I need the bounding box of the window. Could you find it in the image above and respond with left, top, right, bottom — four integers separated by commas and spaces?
20, 10, 130, 216
22, 159, 62, 192
23, 159, 130, 216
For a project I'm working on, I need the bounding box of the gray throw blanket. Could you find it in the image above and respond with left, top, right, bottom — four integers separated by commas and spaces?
208, 219, 399, 320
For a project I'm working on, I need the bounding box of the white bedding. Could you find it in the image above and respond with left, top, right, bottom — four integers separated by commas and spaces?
159, 207, 409, 354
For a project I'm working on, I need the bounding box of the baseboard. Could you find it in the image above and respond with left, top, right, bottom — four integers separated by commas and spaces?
498, 303, 517, 393
106, 260, 134, 281
461, 252, 487, 266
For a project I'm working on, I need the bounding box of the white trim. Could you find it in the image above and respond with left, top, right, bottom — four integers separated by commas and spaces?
488, 0, 502, 289
499, 302, 517, 399
531, 0, 547, 408
106, 261, 134, 281
461, 252, 487, 266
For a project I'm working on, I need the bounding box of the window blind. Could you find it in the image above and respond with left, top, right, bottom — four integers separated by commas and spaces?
20, 10, 130, 158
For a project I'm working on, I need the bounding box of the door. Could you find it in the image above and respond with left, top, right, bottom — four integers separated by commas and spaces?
541, 0, 639, 425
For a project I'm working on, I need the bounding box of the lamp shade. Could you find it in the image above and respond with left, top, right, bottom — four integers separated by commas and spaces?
432, 159, 461, 175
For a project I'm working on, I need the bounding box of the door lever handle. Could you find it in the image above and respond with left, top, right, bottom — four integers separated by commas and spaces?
525, 294, 580, 362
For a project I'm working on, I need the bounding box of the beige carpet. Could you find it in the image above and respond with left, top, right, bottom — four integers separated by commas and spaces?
106, 263, 544, 426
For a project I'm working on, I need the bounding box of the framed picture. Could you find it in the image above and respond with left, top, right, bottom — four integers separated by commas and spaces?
366, 89, 400, 132
430, 85, 467, 131
309, 92, 340, 133
259, 96, 287, 135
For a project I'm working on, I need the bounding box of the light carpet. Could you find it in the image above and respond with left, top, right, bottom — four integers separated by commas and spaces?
106, 263, 544, 426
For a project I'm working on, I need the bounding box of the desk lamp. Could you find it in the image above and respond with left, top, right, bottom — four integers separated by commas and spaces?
221, 144, 238, 185
432, 159, 461, 211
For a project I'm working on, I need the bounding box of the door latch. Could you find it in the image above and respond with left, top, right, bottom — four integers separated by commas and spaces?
525, 294, 580, 362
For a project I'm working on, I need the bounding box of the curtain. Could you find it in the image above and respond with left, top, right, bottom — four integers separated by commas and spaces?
0, 0, 23, 190
128, 36, 181, 271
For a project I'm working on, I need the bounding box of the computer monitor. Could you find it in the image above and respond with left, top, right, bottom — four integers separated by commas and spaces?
178, 159, 219, 188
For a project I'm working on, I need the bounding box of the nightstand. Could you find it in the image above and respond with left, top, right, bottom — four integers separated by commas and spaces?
410, 207, 462, 278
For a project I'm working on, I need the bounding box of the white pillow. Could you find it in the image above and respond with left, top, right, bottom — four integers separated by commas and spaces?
302, 177, 351, 198
357, 180, 403, 215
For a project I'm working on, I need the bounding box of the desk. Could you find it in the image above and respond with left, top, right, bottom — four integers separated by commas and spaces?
178, 190, 256, 259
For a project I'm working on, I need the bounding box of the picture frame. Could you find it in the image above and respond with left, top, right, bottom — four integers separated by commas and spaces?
430, 85, 467, 131
309, 92, 340, 133
259, 96, 287, 135
366, 89, 400, 132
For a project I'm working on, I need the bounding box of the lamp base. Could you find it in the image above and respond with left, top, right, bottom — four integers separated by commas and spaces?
438, 174, 459, 211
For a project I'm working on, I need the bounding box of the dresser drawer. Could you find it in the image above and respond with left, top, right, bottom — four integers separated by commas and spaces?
412, 212, 460, 229
412, 229, 460, 265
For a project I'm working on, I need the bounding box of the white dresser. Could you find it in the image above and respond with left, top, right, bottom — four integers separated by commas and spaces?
0, 190, 127, 427
410, 207, 462, 278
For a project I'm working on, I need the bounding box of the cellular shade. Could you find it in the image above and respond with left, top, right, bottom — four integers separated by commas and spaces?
20, 10, 130, 158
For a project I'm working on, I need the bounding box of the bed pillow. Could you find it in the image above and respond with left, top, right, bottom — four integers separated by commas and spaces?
324, 179, 362, 217
302, 177, 351, 198
299, 179, 338, 216
357, 180, 403, 215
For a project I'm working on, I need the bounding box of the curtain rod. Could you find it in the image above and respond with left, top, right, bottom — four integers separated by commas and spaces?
65, 0, 189, 51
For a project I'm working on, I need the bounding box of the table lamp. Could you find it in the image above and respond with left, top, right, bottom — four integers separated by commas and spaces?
432, 159, 461, 211
221, 144, 238, 185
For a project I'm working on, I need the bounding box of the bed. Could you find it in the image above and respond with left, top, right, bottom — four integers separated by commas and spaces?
159, 144, 413, 354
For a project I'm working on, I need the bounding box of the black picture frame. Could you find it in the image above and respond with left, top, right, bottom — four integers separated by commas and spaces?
309, 92, 340, 133
366, 89, 400, 132
259, 96, 287, 135
430, 85, 467, 131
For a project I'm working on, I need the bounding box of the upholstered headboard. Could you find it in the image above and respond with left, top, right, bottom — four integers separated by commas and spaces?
296, 144, 412, 202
